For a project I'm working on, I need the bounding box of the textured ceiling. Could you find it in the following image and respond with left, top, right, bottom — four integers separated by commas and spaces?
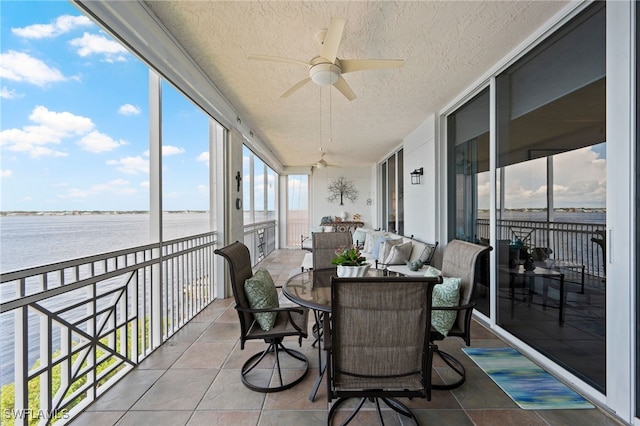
144, 1, 568, 168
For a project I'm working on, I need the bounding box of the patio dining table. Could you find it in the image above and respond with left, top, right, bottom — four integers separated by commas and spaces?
283, 267, 400, 401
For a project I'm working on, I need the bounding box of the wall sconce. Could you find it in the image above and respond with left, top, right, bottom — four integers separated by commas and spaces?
410, 167, 423, 185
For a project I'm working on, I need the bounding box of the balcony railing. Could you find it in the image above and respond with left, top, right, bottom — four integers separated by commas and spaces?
243, 220, 276, 265
0, 232, 217, 426
0, 217, 280, 426
476, 219, 606, 278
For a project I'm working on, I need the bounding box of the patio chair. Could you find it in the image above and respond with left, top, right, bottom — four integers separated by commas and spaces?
312, 231, 354, 270
326, 275, 442, 425
311, 232, 353, 345
431, 239, 492, 390
214, 241, 309, 392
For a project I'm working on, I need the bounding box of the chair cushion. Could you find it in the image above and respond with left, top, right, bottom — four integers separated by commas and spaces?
431, 277, 461, 336
384, 241, 413, 265
244, 268, 279, 331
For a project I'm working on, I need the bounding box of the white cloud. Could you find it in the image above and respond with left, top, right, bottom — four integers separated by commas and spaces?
197, 151, 209, 165
0, 169, 13, 178
198, 184, 208, 193
118, 104, 141, 116
500, 146, 606, 208
12, 15, 93, 39
77, 130, 127, 153
142, 146, 186, 157
0, 51, 66, 86
60, 178, 137, 199
29, 105, 93, 135
140, 181, 149, 188
162, 145, 185, 156
1, 86, 23, 99
0, 106, 94, 157
106, 156, 149, 174
69, 33, 128, 62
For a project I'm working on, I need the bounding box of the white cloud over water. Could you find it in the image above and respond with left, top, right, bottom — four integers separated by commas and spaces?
59, 178, 137, 199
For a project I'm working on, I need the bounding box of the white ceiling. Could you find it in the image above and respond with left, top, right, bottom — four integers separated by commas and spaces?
144, 1, 569, 169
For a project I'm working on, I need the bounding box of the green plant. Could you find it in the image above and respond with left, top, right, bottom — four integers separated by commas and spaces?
331, 245, 367, 266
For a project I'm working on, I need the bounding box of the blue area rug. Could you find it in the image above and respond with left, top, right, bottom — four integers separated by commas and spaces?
462, 347, 594, 410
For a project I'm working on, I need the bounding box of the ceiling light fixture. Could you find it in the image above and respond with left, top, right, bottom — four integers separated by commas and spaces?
310, 63, 340, 86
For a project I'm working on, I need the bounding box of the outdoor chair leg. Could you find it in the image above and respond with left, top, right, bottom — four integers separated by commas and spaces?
241, 341, 309, 393
432, 348, 466, 390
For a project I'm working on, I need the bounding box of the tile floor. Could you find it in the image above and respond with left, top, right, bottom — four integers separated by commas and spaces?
70, 249, 624, 426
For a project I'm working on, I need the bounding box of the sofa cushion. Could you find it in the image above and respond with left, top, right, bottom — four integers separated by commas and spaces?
352, 228, 368, 247
363, 230, 386, 253
432, 277, 461, 336
244, 269, 279, 331
384, 241, 413, 265
375, 237, 403, 262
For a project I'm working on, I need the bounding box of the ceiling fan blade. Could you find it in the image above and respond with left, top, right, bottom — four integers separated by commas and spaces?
333, 76, 356, 101
320, 18, 345, 64
281, 77, 312, 98
340, 59, 405, 74
247, 54, 309, 68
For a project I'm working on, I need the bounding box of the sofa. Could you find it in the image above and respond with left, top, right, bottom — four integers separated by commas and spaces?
354, 228, 438, 276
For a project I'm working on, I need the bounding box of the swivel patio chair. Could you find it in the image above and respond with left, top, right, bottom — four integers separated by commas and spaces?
215, 241, 309, 392
431, 239, 492, 390
326, 275, 442, 426
310, 231, 353, 346
312, 231, 354, 270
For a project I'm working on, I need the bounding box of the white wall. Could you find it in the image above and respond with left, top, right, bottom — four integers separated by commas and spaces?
310, 166, 373, 228
401, 114, 438, 243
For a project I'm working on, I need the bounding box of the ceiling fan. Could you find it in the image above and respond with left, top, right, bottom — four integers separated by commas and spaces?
248, 17, 404, 101
308, 148, 337, 169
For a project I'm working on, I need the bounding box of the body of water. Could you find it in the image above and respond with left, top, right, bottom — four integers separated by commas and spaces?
0, 212, 211, 273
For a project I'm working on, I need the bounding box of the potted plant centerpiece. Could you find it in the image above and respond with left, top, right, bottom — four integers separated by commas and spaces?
332, 245, 371, 277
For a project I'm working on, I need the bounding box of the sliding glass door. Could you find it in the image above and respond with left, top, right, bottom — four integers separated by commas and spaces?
495, 3, 606, 391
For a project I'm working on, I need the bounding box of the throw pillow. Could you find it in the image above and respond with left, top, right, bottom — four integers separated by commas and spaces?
424, 265, 442, 277
310, 226, 324, 234
383, 241, 413, 265
244, 268, 279, 331
431, 277, 461, 336
352, 228, 368, 248
322, 225, 335, 232
363, 231, 385, 253
373, 236, 401, 261
418, 244, 436, 265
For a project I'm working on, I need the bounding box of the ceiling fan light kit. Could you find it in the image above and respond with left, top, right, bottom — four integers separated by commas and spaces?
310, 63, 340, 86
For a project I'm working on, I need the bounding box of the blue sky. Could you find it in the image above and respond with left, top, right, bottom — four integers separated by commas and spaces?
0, 2, 602, 213
1, 1, 211, 211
